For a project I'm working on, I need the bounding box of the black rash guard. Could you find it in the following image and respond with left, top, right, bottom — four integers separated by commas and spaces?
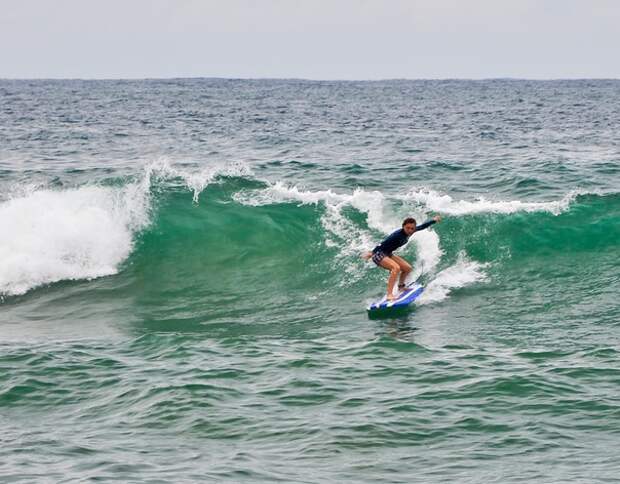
372, 220, 436, 256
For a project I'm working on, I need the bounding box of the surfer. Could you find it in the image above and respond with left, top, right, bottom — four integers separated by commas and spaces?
363, 216, 442, 301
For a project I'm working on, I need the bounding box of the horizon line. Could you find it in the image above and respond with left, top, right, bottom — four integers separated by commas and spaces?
1, 75, 619, 82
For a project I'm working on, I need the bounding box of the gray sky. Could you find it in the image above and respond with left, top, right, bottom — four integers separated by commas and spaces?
1, 0, 618, 79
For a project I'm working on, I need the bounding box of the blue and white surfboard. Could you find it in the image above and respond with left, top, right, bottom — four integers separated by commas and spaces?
367, 282, 424, 312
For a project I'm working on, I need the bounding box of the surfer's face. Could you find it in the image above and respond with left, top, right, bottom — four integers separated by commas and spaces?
403, 222, 416, 235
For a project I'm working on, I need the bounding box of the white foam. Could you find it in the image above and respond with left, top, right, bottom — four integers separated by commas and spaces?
402, 188, 579, 216
410, 229, 443, 281
417, 253, 488, 305
234, 182, 359, 208
0, 183, 151, 296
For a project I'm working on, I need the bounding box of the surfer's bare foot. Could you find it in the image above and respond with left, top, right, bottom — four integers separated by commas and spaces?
387, 294, 397, 301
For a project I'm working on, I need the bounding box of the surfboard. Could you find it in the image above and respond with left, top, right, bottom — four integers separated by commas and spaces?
367, 281, 424, 312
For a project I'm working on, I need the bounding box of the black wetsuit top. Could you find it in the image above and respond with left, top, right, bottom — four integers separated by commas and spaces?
372, 220, 436, 256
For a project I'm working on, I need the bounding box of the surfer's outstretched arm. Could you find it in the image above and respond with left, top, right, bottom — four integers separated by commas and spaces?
415, 215, 442, 232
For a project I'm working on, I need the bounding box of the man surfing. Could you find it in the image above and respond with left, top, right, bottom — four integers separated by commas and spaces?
363, 216, 442, 301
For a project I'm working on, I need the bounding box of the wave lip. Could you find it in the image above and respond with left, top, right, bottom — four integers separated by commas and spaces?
403, 188, 582, 216
0, 183, 150, 297
144, 158, 253, 203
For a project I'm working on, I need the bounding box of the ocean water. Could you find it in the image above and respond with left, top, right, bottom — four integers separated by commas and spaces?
1, 79, 619, 483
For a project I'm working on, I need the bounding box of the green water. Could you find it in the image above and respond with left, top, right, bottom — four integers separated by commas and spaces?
1, 79, 619, 482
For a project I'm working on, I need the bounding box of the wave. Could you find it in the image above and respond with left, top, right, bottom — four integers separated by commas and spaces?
232, 182, 615, 302
401, 187, 583, 216
0, 183, 150, 296
0, 161, 252, 297
1, 163, 615, 301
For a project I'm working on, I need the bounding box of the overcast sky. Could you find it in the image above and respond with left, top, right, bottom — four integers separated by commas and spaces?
1, 0, 618, 79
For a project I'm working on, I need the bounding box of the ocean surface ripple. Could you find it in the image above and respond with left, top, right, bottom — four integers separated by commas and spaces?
1, 79, 619, 483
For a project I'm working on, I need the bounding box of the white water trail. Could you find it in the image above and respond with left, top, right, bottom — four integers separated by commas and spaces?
417, 253, 489, 305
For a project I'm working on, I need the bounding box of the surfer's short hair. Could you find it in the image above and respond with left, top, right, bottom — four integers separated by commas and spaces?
402, 217, 417, 226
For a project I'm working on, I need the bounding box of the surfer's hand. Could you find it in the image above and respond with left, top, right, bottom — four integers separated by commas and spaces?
362, 251, 372, 260
433, 215, 442, 223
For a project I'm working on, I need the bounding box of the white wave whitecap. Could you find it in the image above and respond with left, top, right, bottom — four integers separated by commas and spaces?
402, 188, 579, 216
0, 183, 151, 297
143, 158, 253, 203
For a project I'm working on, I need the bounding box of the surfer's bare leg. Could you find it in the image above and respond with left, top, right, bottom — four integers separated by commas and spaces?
390, 255, 412, 289
378, 256, 401, 301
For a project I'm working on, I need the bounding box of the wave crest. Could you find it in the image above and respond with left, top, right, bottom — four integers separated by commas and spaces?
0, 183, 150, 296
402, 188, 581, 216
